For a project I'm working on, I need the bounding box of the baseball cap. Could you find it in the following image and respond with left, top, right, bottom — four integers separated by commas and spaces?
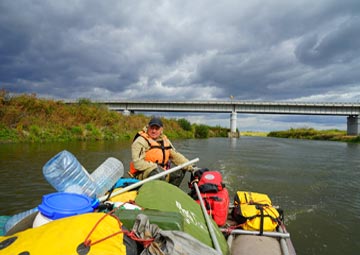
148, 117, 163, 127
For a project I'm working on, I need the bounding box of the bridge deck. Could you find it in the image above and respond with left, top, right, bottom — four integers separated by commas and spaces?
65, 100, 360, 135
98, 100, 360, 116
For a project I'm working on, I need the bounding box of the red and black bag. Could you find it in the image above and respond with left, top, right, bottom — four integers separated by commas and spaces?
189, 169, 229, 226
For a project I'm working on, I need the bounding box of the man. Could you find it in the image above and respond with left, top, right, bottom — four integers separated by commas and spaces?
129, 117, 193, 186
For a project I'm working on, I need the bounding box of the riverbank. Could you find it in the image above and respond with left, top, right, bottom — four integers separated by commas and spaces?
1, 90, 359, 143
0, 90, 228, 143
240, 131, 268, 137
240, 129, 360, 143
267, 128, 360, 143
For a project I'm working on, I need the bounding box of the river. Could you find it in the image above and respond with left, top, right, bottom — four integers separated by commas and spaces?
0, 137, 359, 255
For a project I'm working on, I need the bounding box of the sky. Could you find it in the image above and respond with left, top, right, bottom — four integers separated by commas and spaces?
1, 0, 360, 131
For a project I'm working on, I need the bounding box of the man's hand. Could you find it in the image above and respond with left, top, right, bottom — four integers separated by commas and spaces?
148, 165, 166, 180
185, 165, 198, 172
157, 165, 165, 172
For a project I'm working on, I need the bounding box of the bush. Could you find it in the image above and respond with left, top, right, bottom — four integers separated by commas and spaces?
209, 125, 228, 137
349, 135, 360, 143
195, 124, 209, 138
71, 126, 84, 137
177, 118, 192, 131
0, 125, 19, 142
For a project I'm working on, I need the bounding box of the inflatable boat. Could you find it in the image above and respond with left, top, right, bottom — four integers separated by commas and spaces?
0, 158, 296, 255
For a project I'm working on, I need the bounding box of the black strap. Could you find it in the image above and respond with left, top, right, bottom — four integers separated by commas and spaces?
259, 206, 264, 235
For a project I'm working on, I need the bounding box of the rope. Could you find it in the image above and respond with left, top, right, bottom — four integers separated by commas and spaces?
223, 223, 243, 235
189, 177, 199, 187
122, 229, 155, 248
83, 206, 156, 249
83, 211, 123, 247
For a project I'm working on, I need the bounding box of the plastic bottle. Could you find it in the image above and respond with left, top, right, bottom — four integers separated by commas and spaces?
42, 150, 98, 198
4, 207, 38, 234
90, 157, 124, 197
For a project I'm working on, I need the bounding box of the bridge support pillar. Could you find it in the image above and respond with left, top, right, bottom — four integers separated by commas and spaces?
123, 110, 131, 116
347, 115, 359, 135
123, 110, 135, 116
228, 111, 240, 138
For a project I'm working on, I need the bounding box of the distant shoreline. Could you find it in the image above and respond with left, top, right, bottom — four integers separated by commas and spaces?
1, 91, 359, 144
0, 91, 228, 143
266, 128, 360, 143
240, 129, 360, 143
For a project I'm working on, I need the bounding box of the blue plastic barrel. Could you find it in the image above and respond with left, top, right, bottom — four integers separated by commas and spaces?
33, 192, 97, 227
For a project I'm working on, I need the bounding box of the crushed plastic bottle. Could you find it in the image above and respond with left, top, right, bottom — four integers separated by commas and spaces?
42, 150, 98, 198
90, 157, 124, 197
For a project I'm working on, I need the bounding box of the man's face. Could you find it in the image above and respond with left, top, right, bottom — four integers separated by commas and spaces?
147, 125, 162, 139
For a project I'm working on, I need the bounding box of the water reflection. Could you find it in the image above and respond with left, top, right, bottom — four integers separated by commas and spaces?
229, 137, 238, 149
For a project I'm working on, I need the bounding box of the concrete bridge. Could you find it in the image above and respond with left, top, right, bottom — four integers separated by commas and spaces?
96, 100, 360, 136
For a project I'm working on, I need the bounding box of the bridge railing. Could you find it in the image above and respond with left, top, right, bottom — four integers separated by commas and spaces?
95, 100, 360, 116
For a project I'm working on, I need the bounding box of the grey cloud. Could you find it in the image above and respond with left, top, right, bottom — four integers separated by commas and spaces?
0, 0, 359, 106
271, 115, 345, 125
295, 16, 360, 67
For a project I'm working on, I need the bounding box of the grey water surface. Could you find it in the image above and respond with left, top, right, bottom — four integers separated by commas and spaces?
1, 136, 359, 255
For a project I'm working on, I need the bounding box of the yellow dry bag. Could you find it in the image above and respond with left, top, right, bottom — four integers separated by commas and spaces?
0, 213, 127, 255
231, 191, 281, 233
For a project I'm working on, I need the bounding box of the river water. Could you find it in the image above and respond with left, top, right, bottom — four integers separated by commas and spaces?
0, 137, 359, 255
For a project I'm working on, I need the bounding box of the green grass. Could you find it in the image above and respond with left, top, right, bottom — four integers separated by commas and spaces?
241, 131, 269, 137
268, 128, 359, 143
0, 90, 229, 143
1, 90, 358, 143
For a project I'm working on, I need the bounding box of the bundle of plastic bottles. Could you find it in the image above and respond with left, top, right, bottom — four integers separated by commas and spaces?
3, 150, 124, 235
42, 150, 124, 198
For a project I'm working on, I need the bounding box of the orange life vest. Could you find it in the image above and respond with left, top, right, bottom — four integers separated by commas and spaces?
129, 131, 172, 175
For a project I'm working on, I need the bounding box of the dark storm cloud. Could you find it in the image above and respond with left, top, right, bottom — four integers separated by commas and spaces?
0, 1, 359, 130
1, 0, 359, 101
0, 1, 146, 96
295, 16, 360, 67
193, 1, 360, 101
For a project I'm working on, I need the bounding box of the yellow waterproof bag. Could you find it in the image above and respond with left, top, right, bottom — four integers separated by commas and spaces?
231, 191, 280, 232
0, 213, 126, 255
